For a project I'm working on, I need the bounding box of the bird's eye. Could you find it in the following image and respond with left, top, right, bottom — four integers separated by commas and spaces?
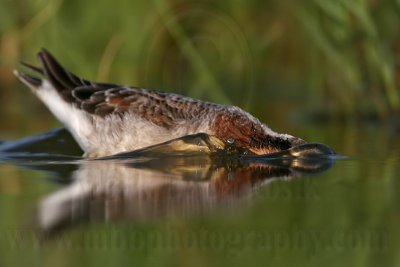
226, 137, 235, 144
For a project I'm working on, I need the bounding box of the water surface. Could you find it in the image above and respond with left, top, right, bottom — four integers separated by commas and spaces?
0, 124, 398, 267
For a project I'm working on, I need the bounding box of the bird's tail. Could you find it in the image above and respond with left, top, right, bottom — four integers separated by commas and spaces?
14, 48, 91, 93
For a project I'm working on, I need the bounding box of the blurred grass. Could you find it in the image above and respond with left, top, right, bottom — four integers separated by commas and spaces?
1, 0, 400, 135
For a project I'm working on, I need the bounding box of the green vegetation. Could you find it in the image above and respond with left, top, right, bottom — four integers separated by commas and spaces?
1, 0, 400, 132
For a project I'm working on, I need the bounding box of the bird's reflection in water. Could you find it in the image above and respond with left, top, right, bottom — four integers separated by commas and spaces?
37, 133, 335, 238
0, 129, 335, 238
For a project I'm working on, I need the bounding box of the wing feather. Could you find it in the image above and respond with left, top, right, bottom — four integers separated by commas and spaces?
18, 49, 219, 128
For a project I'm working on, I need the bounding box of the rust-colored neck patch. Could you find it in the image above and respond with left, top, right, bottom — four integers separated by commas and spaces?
213, 111, 291, 155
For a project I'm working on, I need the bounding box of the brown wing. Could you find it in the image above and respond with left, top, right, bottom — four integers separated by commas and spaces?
74, 87, 173, 127
72, 86, 220, 128
20, 49, 218, 128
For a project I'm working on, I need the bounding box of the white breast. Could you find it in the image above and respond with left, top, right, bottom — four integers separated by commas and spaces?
86, 112, 214, 157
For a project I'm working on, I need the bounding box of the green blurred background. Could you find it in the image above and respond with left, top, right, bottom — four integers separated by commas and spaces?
1, 0, 400, 138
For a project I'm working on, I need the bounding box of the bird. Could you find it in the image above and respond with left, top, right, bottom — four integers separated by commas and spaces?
14, 49, 305, 158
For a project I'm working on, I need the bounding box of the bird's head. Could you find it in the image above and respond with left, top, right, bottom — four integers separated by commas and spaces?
213, 109, 305, 155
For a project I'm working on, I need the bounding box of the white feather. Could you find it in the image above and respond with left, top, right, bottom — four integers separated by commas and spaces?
35, 80, 94, 152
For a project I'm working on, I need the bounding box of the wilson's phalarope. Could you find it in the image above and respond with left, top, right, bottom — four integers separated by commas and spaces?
14, 49, 305, 158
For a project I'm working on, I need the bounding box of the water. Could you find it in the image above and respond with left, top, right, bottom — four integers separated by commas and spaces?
0, 123, 399, 266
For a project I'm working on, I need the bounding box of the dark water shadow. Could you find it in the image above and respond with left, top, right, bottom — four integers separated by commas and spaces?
0, 128, 336, 239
